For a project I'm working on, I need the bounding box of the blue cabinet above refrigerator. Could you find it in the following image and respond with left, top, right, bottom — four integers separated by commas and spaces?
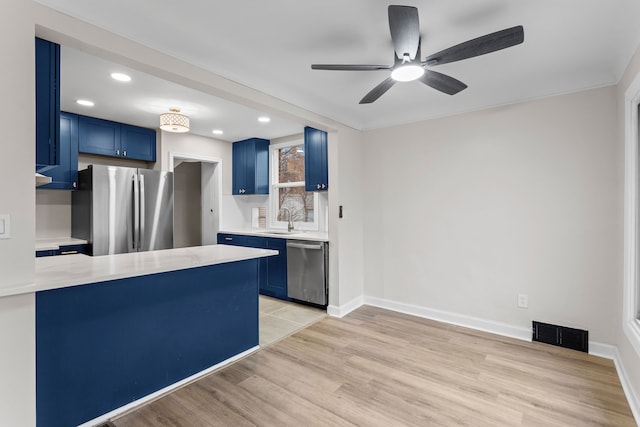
78, 115, 157, 162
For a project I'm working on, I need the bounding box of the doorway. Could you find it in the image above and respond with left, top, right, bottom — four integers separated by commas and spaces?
169, 153, 222, 247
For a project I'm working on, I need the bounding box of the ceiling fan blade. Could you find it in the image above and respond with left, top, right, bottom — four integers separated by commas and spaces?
424, 26, 524, 66
359, 77, 397, 104
388, 5, 420, 60
419, 70, 467, 95
311, 64, 390, 71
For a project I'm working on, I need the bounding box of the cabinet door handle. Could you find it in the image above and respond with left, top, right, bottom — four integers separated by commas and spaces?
317, 184, 321, 189
225, 237, 233, 241
322, 184, 326, 189
73, 182, 77, 189
123, 151, 127, 157
59, 250, 78, 255
116, 149, 120, 156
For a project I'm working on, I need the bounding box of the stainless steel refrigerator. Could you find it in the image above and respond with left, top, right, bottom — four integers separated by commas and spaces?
72, 165, 174, 256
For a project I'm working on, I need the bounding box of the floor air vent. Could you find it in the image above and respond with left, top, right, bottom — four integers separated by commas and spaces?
532, 321, 588, 353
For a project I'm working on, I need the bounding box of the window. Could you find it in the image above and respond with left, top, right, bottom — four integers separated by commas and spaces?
623, 72, 640, 357
269, 141, 318, 230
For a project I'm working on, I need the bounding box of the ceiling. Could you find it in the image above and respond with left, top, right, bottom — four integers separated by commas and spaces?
61, 47, 303, 142
41, 0, 640, 134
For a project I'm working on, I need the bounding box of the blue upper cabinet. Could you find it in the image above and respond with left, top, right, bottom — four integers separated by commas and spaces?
35, 37, 60, 172
78, 114, 157, 162
304, 126, 328, 192
39, 112, 79, 190
232, 138, 269, 195
121, 124, 157, 161
78, 115, 120, 157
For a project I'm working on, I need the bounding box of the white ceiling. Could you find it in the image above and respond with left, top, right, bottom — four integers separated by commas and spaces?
60, 47, 303, 142
41, 0, 640, 134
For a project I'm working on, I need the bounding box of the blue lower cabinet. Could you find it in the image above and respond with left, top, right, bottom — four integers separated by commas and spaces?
36, 260, 259, 427
263, 238, 289, 300
36, 250, 55, 258
217, 233, 248, 246
35, 244, 87, 258
217, 234, 290, 301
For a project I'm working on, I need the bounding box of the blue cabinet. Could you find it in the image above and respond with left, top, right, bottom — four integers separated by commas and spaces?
304, 126, 328, 192
78, 115, 119, 157
35, 37, 60, 172
263, 238, 288, 300
39, 112, 79, 190
36, 243, 87, 258
36, 260, 259, 427
232, 138, 269, 195
217, 233, 289, 300
78, 115, 156, 162
217, 233, 248, 246
121, 123, 157, 161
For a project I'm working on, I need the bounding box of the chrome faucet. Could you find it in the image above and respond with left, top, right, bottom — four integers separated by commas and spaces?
281, 207, 294, 232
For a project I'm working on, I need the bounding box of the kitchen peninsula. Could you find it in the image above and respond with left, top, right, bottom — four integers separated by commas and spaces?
32, 244, 276, 427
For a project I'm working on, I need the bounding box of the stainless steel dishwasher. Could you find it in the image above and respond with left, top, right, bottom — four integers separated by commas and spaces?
286, 240, 328, 306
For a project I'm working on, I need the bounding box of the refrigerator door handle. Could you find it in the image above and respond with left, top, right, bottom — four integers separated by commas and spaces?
132, 174, 140, 251
139, 173, 146, 251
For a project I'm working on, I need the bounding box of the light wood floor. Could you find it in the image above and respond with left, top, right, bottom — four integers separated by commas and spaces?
258, 296, 326, 347
113, 306, 635, 426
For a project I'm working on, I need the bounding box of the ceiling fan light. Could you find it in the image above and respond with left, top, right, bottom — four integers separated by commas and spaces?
160, 108, 190, 133
390, 65, 424, 82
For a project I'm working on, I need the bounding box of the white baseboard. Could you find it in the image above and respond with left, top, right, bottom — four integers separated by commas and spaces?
78, 345, 260, 427
363, 296, 531, 341
327, 295, 364, 318
611, 347, 640, 424
589, 341, 617, 359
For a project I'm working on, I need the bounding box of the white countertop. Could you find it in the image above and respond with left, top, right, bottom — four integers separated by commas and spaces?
219, 229, 329, 242
0, 245, 277, 298
36, 237, 89, 251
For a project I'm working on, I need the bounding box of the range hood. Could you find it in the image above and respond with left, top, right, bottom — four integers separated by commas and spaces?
35, 172, 52, 187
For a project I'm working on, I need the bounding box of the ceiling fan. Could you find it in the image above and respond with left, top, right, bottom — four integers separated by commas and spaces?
311, 5, 524, 104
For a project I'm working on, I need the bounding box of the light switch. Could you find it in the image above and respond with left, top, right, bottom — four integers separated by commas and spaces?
0, 214, 10, 239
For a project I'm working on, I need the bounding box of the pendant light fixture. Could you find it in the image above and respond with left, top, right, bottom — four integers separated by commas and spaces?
160, 108, 190, 133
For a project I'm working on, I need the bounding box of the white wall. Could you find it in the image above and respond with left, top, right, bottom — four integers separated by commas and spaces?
36, 189, 72, 238
363, 86, 619, 343
156, 131, 231, 190
0, 0, 36, 425
1, 1, 35, 288
616, 43, 640, 414
331, 128, 365, 308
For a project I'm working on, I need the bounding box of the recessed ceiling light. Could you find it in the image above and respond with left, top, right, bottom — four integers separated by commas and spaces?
258, 116, 271, 123
76, 99, 95, 107
212, 129, 224, 135
110, 72, 132, 82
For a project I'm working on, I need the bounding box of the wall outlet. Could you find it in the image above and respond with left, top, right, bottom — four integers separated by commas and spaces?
517, 294, 528, 309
